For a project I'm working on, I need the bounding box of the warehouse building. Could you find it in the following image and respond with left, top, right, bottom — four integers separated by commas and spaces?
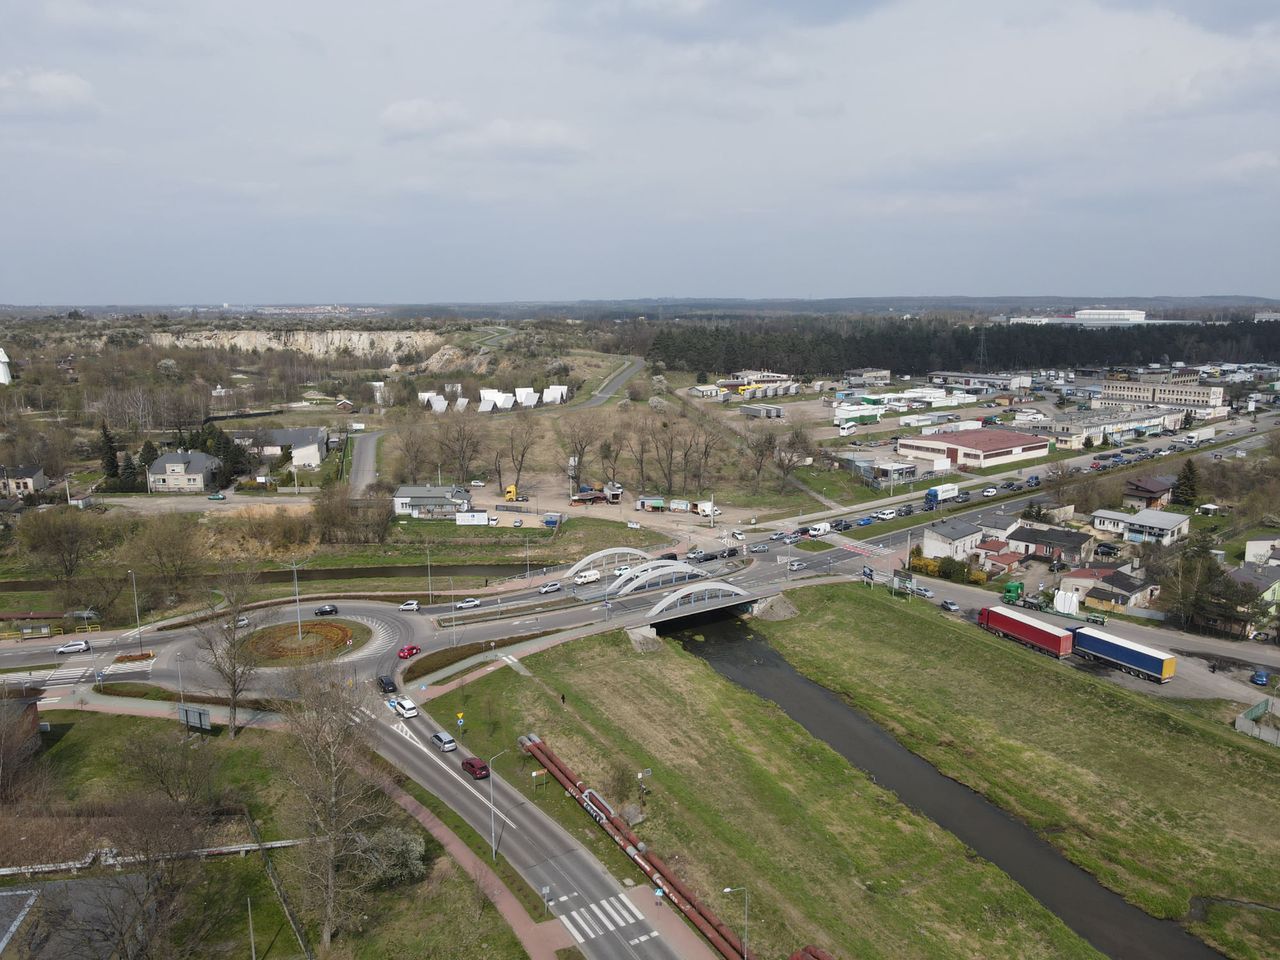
896, 428, 1050, 469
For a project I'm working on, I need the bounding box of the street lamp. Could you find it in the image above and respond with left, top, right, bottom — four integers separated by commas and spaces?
489, 748, 509, 861
290, 559, 304, 646
723, 886, 749, 958
448, 576, 457, 646
175, 651, 186, 709
127, 569, 142, 655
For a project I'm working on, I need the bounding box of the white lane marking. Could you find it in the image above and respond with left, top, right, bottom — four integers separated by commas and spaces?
574, 908, 602, 937
589, 902, 614, 930
387, 720, 515, 829
629, 932, 660, 945
558, 915, 584, 944
613, 894, 644, 923
599, 897, 627, 927
566, 911, 596, 940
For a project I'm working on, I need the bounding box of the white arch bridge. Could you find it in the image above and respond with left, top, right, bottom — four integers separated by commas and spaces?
644, 581, 755, 621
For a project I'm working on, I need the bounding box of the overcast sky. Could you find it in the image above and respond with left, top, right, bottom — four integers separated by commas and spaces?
2, 0, 1278, 304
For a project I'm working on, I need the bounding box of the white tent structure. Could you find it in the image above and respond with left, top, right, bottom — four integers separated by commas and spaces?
515, 387, 539, 408
542, 384, 568, 405
0, 348, 10, 386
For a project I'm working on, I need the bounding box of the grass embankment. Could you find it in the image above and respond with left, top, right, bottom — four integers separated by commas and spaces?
402, 631, 553, 684
759, 584, 1280, 960
793, 466, 884, 506
429, 632, 1101, 959
28, 711, 529, 960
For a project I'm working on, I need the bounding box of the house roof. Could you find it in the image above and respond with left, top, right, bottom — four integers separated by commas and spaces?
1127, 508, 1190, 531
148, 451, 221, 475
1092, 509, 1132, 523
1228, 563, 1280, 593
1062, 567, 1112, 582
976, 539, 1008, 552
1124, 475, 1174, 496
987, 551, 1025, 566
909, 428, 1046, 452
4, 464, 43, 478
1009, 525, 1093, 550
394, 484, 470, 502
924, 519, 983, 542
268, 427, 327, 448
1101, 570, 1148, 595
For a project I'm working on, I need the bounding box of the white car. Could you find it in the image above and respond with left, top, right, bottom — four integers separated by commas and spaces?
538, 581, 561, 594
912, 585, 935, 599
455, 598, 481, 610
469, 480, 486, 487
232, 615, 250, 629
55, 639, 90, 655
398, 600, 421, 612
874, 509, 897, 521
982, 486, 998, 497
430, 732, 458, 752
513, 518, 523, 528
730, 530, 745, 541
390, 696, 419, 719
787, 559, 806, 571
612, 565, 631, 577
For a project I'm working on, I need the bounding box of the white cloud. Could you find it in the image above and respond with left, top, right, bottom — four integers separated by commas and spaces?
378, 98, 468, 140
0, 68, 96, 119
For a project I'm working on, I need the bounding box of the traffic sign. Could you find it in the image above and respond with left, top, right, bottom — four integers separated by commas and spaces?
456, 711, 465, 719
457, 718, 464, 727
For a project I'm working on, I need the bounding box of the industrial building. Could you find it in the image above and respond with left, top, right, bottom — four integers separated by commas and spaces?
1097, 379, 1225, 412
928, 371, 1033, 393
896, 428, 1050, 469
842, 367, 892, 387
740, 403, 784, 419
1025, 408, 1184, 449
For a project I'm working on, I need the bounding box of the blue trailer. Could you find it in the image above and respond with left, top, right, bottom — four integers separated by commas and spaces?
1070, 625, 1176, 683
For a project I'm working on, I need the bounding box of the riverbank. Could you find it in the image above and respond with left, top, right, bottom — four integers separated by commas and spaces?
755, 584, 1280, 960
429, 629, 1102, 959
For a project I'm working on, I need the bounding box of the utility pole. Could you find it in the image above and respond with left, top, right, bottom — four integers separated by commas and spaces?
248, 896, 257, 960
128, 569, 142, 655
489, 748, 509, 860
290, 559, 304, 646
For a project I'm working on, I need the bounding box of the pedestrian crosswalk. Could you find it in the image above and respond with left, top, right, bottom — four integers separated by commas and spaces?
337, 615, 397, 663
35, 655, 154, 688
43, 656, 93, 687
555, 893, 652, 944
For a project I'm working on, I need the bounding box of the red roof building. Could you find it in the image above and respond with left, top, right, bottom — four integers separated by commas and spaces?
897, 428, 1051, 469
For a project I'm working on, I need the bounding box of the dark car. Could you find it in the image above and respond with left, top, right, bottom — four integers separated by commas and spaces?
999, 480, 1016, 490
314, 604, 338, 616
896, 504, 914, 517
1048, 560, 1069, 572
377, 675, 397, 694
724, 547, 740, 558
461, 757, 490, 779
659, 552, 679, 561
1096, 543, 1120, 557
954, 492, 971, 503
832, 519, 853, 532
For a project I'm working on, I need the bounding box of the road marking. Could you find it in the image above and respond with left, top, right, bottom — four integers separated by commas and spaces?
386, 720, 515, 829
558, 915, 584, 944
575, 909, 602, 936
589, 902, 614, 930
599, 897, 627, 926
629, 932, 660, 945
612, 895, 644, 923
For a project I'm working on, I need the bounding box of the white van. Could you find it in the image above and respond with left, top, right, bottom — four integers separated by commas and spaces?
808, 522, 832, 536
573, 569, 602, 586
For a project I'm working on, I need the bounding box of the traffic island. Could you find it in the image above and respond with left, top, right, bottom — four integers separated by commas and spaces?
246, 618, 371, 667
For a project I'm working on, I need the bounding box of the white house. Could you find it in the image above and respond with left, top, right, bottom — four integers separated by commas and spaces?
392, 485, 471, 518
1091, 507, 1189, 546
147, 451, 222, 493
922, 519, 984, 561
1091, 509, 1131, 535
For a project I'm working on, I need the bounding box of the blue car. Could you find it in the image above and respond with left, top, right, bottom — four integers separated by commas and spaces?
1250, 670, 1271, 687
856, 516, 875, 527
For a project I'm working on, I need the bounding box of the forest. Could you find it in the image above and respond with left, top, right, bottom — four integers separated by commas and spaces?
643, 316, 1280, 376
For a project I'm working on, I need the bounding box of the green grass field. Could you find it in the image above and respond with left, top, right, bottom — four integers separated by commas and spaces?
758, 584, 1280, 960
429, 632, 1101, 960
29, 711, 529, 960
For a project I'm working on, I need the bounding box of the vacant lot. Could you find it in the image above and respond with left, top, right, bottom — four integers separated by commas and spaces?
431, 632, 1100, 960
760, 584, 1280, 960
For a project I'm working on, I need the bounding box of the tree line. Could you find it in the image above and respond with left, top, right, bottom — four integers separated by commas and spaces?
644, 317, 1280, 376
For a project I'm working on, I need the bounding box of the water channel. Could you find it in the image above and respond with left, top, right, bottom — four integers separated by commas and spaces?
670, 615, 1224, 960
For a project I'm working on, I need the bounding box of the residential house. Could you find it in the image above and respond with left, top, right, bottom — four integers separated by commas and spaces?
1008, 525, 1095, 564
392, 485, 472, 518
1122, 475, 1174, 510
1226, 563, 1280, 634
147, 451, 222, 493
973, 508, 1024, 541
241, 427, 331, 469
1122, 508, 1190, 546
1243, 538, 1280, 566
0, 465, 48, 498
1091, 509, 1131, 535
921, 519, 984, 561
1059, 563, 1160, 611
335, 398, 355, 412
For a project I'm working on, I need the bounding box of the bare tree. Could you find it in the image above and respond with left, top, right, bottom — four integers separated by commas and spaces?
16, 507, 105, 582
129, 513, 207, 598
647, 416, 680, 495
196, 565, 261, 739
774, 426, 812, 489
0, 698, 40, 801
561, 413, 604, 488
623, 416, 652, 492
506, 412, 538, 490
598, 432, 625, 486
278, 665, 389, 950
691, 420, 724, 490
392, 416, 436, 484
742, 427, 777, 493
123, 728, 220, 807
437, 412, 485, 484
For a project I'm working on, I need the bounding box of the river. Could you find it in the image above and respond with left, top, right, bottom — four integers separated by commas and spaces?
670, 615, 1223, 960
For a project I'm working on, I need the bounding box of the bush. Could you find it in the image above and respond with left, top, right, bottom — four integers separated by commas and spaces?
909, 557, 940, 576
361, 827, 431, 888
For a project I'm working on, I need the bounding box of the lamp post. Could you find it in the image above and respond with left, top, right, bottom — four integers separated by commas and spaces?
489, 748, 508, 860
290, 559, 304, 646
426, 539, 433, 604
723, 886, 748, 958
448, 576, 457, 646
175, 652, 186, 709
127, 569, 142, 655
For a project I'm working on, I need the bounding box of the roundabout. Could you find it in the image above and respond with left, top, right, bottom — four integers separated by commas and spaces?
246, 618, 372, 667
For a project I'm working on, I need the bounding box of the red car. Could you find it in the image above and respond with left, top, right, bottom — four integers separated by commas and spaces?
461, 757, 490, 780
397, 645, 422, 659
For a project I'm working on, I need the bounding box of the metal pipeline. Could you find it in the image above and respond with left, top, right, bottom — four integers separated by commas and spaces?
520, 734, 745, 960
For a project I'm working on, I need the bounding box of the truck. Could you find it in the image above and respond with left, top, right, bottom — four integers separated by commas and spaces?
543, 511, 565, 528
1001, 581, 1024, 604
1182, 426, 1216, 445
923, 483, 960, 508
1070, 625, 1176, 683
696, 501, 722, 518
978, 606, 1073, 658
572, 569, 601, 585
504, 484, 519, 502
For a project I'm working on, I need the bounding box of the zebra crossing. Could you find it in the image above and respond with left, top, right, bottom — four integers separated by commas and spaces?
336, 615, 398, 663
42, 657, 93, 687
555, 892, 652, 945
33, 655, 154, 688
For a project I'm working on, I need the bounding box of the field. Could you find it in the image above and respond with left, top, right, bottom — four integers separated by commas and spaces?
758, 584, 1280, 960
15, 711, 529, 960
429, 632, 1101, 959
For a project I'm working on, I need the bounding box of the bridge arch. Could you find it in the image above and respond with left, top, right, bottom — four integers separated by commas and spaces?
646, 581, 749, 618
615, 560, 707, 596
565, 547, 654, 580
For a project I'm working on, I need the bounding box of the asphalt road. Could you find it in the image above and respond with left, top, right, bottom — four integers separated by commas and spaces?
373, 714, 682, 960
347, 429, 383, 497
580, 356, 644, 408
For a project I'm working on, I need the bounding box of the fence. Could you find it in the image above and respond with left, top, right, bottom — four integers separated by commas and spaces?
1234, 698, 1280, 747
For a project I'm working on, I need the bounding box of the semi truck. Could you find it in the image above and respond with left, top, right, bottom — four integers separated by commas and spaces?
1181, 426, 1216, 445
923, 483, 960, 508
978, 605, 1073, 658
1070, 625, 1176, 683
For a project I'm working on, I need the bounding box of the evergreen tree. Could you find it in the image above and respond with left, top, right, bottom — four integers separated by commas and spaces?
1082, 435, 1094, 450
120, 453, 139, 491
99, 423, 119, 478
139, 439, 159, 468
1181, 410, 1194, 429
1172, 459, 1199, 506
